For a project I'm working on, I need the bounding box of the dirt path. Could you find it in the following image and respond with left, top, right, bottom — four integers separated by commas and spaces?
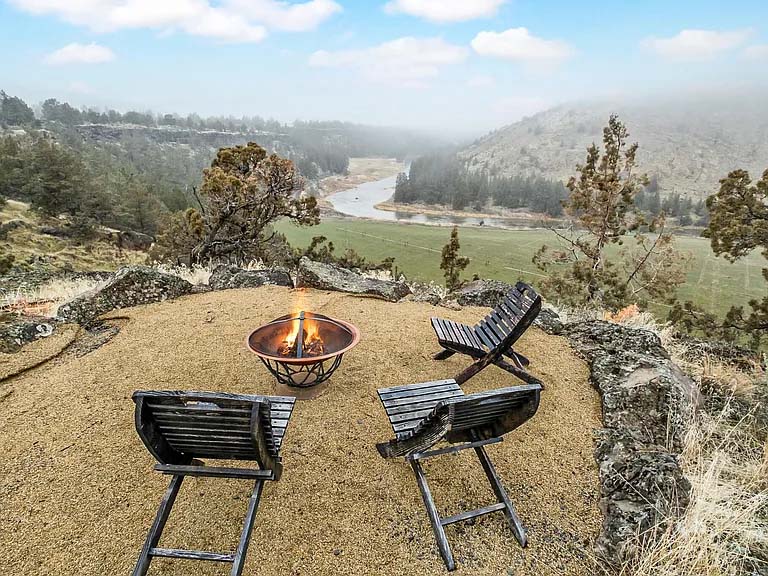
0, 286, 602, 575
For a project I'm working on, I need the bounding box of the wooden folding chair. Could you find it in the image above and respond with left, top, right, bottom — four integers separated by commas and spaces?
431, 281, 543, 386
131, 390, 296, 576
376, 379, 541, 571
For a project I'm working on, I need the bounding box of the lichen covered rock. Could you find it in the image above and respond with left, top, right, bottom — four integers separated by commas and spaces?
57, 266, 193, 325
0, 316, 59, 353
209, 265, 293, 290
296, 257, 411, 302
449, 279, 514, 307
564, 320, 697, 566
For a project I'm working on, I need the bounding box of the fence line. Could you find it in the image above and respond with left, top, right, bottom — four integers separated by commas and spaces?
334, 227, 441, 253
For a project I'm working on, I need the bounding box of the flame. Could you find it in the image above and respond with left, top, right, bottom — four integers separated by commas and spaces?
278, 292, 325, 357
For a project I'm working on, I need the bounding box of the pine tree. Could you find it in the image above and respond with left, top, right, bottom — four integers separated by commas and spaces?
670, 168, 768, 346
440, 226, 469, 290
534, 115, 686, 309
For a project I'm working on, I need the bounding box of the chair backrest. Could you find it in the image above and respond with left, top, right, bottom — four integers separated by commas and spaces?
444, 384, 540, 443
475, 282, 541, 353
133, 390, 281, 475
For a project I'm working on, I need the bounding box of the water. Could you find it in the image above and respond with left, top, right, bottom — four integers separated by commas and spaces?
326, 173, 548, 230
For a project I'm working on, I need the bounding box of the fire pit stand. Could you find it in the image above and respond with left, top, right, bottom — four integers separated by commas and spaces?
247, 311, 360, 388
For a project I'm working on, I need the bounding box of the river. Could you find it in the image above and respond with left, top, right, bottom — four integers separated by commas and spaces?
326, 173, 551, 230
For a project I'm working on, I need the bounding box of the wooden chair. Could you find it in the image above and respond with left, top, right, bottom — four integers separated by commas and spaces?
131, 390, 296, 576
376, 379, 541, 571
431, 281, 543, 386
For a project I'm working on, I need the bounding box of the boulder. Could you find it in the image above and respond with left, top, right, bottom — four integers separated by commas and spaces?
533, 307, 564, 335
296, 257, 411, 302
564, 321, 698, 566
449, 279, 514, 307
117, 230, 154, 251
0, 316, 59, 353
57, 266, 193, 325
209, 265, 293, 291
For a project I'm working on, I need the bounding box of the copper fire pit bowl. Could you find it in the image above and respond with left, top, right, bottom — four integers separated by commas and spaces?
246, 311, 360, 388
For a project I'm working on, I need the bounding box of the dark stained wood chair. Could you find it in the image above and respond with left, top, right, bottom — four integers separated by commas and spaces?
376, 379, 542, 571
431, 281, 543, 387
131, 390, 296, 576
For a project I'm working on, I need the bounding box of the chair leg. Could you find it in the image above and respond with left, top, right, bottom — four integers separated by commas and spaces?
133, 474, 184, 576
474, 446, 527, 546
493, 359, 544, 389
433, 349, 455, 361
230, 480, 265, 576
410, 459, 456, 571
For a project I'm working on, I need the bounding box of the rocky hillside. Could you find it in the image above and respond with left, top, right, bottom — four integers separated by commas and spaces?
461, 92, 768, 199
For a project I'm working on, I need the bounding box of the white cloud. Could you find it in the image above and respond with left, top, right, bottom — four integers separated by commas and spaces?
384, 0, 505, 23
309, 37, 467, 84
9, 0, 338, 43
641, 29, 752, 61
44, 42, 115, 65
466, 74, 495, 88
226, 0, 341, 32
743, 44, 768, 60
471, 28, 573, 65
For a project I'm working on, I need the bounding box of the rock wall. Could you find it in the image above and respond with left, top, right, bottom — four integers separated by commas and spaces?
562, 320, 697, 567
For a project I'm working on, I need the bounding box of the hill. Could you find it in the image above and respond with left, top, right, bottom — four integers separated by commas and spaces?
461, 92, 768, 199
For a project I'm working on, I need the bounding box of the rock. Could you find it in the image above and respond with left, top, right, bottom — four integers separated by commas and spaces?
449, 279, 514, 307
57, 266, 193, 325
402, 283, 444, 305
0, 315, 59, 353
0, 219, 27, 239
594, 431, 690, 563
438, 299, 463, 311
564, 320, 698, 567
117, 230, 154, 251
296, 257, 411, 302
533, 307, 564, 335
209, 265, 293, 290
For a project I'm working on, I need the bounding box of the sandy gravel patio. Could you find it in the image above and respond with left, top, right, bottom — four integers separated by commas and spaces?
0, 286, 602, 575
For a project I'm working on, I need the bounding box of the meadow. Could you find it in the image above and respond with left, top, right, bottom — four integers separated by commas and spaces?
277, 218, 766, 317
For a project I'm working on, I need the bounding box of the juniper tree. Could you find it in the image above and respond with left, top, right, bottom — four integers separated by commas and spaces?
670, 169, 768, 346
534, 115, 686, 310
154, 142, 319, 264
441, 226, 469, 290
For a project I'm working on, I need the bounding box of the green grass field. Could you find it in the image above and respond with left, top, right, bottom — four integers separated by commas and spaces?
277, 218, 766, 317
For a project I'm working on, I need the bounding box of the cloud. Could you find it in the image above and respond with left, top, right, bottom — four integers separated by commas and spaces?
226, 0, 341, 32
44, 42, 115, 65
641, 29, 752, 61
309, 37, 467, 84
9, 0, 338, 43
471, 28, 573, 65
384, 0, 505, 23
743, 44, 768, 60
466, 74, 495, 88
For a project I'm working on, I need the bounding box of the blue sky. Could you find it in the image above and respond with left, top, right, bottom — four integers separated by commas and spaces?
1, 0, 766, 134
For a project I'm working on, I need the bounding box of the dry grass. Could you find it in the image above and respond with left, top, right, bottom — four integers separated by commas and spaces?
628, 397, 768, 576
0, 287, 602, 576
1, 276, 109, 317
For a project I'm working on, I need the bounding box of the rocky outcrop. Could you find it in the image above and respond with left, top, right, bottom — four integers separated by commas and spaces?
533, 307, 564, 335
564, 321, 697, 567
296, 257, 411, 302
57, 266, 193, 325
0, 316, 59, 353
209, 265, 293, 291
448, 279, 514, 307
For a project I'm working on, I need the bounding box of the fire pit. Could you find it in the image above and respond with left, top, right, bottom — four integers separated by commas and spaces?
247, 311, 360, 388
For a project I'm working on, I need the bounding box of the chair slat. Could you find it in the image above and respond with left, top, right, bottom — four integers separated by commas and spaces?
379, 378, 456, 395
383, 389, 464, 408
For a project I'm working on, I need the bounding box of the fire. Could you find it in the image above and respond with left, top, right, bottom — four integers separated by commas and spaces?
278, 311, 325, 358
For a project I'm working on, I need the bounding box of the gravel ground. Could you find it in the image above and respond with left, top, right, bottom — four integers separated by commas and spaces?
0, 286, 602, 575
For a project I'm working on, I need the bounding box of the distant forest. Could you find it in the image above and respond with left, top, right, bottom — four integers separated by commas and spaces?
393, 152, 708, 223
0, 90, 442, 237
394, 153, 569, 217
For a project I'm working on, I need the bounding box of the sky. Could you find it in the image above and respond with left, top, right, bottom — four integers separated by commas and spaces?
1, 0, 767, 135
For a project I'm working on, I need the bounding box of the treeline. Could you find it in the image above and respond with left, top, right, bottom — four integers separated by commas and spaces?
393, 153, 568, 216
635, 183, 708, 226
0, 133, 184, 236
